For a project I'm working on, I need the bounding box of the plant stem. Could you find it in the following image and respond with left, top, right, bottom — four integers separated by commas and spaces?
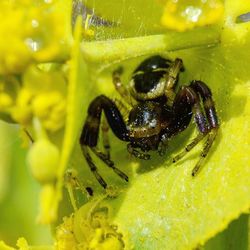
81, 26, 221, 66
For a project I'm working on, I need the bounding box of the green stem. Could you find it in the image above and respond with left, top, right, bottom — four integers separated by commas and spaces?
81, 26, 221, 66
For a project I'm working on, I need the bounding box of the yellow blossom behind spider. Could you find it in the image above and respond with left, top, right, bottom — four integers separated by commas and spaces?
32, 91, 66, 131
160, 0, 224, 32
6, 65, 67, 131
0, 0, 70, 75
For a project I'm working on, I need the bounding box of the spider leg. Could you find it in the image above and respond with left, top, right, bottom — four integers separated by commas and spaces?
165, 58, 183, 106
171, 84, 218, 175
91, 147, 129, 182
127, 143, 151, 160
190, 80, 219, 176
101, 117, 110, 158
80, 95, 130, 188
101, 98, 131, 158
171, 86, 208, 135
191, 129, 217, 176
113, 98, 130, 120
190, 80, 219, 129
172, 133, 206, 163
158, 134, 169, 156
81, 95, 129, 147
113, 67, 134, 106
171, 86, 206, 162
81, 145, 107, 189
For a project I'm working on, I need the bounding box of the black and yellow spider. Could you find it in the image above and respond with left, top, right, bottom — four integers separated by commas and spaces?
80, 55, 219, 188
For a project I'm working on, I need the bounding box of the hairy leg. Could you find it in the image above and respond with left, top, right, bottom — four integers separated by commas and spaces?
165, 58, 184, 106
101, 117, 110, 158
81, 145, 107, 189
91, 147, 129, 182
80, 95, 129, 147
172, 133, 206, 163
190, 80, 219, 129
113, 67, 133, 106
80, 95, 130, 188
171, 84, 219, 175
190, 80, 219, 175
191, 129, 218, 176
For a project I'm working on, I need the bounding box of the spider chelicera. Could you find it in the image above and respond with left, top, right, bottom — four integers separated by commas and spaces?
80, 55, 219, 188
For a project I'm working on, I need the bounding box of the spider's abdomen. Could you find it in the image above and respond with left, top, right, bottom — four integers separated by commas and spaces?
127, 102, 162, 138
129, 55, 172, 101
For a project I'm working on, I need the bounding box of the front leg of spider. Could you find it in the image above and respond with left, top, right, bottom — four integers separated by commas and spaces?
172, 80, 219, 176
80, 95, 130, 188
101, 117, 111, 159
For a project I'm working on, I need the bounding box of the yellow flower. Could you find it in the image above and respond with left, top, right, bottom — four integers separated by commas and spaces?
0, 0, 70, 75
32, 91, 66, 131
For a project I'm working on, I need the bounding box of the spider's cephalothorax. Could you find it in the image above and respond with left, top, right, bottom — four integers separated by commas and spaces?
80, 55, 219, 188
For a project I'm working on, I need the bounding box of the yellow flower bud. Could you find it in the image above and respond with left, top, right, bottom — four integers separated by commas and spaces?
27, 138, 59, 184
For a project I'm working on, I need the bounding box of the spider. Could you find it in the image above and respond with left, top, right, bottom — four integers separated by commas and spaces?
80, 55, 219, 188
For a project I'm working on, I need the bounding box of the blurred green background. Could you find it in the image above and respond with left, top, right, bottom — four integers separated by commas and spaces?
0, 121, 52, 246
